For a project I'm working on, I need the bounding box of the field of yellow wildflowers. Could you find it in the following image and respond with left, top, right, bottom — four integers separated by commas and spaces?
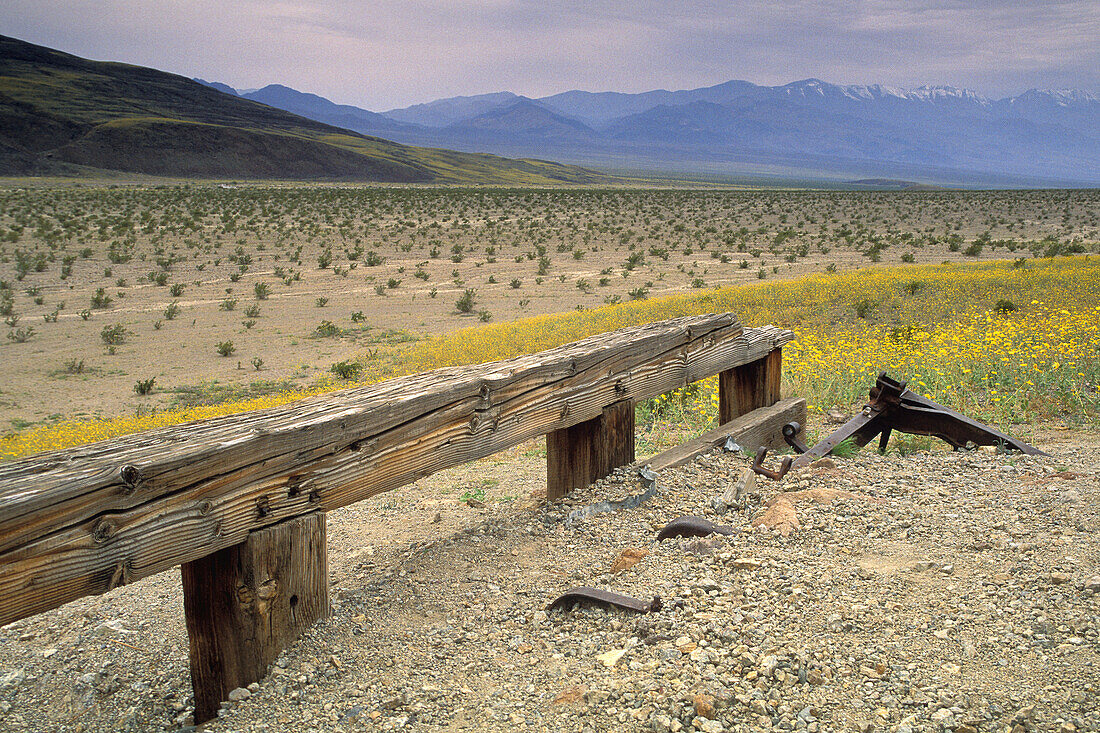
2, 256, 1097, 459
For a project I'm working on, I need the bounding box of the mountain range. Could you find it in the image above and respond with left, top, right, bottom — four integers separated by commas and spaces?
0, 35, 606, 184
203, 77, 1100, 186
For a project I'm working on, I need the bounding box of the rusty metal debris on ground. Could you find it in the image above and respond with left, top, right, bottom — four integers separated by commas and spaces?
656, 515, 735, 541
547, 587, 662, 613
754, 372, 1046, 480
563, 466, 659, 527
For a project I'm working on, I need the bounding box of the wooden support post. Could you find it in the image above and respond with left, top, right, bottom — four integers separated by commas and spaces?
181, 512, 329, 723
719, 348, 782, 424
546, 400, 635, 500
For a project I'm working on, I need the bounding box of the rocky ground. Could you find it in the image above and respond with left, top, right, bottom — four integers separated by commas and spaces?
1, 426, 1098, 733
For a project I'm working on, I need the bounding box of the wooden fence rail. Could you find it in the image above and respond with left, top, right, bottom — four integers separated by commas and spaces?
0, 313, 799, 720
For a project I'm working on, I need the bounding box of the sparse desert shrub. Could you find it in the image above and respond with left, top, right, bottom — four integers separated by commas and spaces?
351, 311, 366, 322
64, 358, 85, 374
216, 340, 235, 356
478, 309, 492, 322
220, 297, 238, 311
78, 309, 92, 321
254, 282, 270, 300
995, 299, 1017, 314
170, 283, 185, 297
250, 357, 264, 371
163, 301, 181, 320
100, 323, 127, 345
854, 299, 876, 319
91, 288, 112, 309
243, 304, 261, 318
455, 288, 476, 313
6, 326, 35, 343
315, 296, 328, 308
330, 360, 362, 380
134, 377, 156, 395
315, 320, 339, 337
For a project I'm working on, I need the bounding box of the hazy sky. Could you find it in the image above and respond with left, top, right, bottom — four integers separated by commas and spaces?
3, 0, 1098, 110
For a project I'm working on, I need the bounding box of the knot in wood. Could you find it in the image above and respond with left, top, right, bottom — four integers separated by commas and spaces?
92, 518, 115, 544
256, 497, 270, 518
118, 464, 143, 491
197, 500, 213, 516
614, 379, 628, 395
236, 585, 255, 607
256, 578, 279, 601
478, 382, 491, 400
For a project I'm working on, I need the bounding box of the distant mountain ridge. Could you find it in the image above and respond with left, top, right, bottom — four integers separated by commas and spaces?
0, 35, 607, 183
202, 75, 1099, 185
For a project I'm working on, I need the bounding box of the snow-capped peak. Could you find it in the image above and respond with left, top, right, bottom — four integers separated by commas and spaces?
909, 85, 988, 104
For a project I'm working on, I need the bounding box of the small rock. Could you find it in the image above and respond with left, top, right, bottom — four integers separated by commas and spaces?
596, 648, 628, 667
1084, 575, 1100, 592
609, 547, 649, 574
693, 693, 715, 718
811, 457, 836, 469
0, 669, 24, 688
730, 557, 762, 570
227, 687, 251, 702
651, 713, 674, 733
697, 718, 724, 733
550, 686, 586, 706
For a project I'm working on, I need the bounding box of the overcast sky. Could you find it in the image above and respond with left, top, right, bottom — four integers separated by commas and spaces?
3, 0, 1097, 111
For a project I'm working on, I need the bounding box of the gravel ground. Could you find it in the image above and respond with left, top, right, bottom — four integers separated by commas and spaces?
1, 428, 1098, 733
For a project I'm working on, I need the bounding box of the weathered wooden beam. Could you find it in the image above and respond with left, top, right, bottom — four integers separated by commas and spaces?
643, 398, 806, 472
718, 348, 783, 423
547, 399, 635, 499
182, 512, 329, 723
0, 317, 793, 625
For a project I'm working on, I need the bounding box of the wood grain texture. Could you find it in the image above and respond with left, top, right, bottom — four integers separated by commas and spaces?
718, 349, 783, 423
0, 316, 793, 625
547, 399, 635, 499
643, 398, 806, 472
182, 512, 328, 723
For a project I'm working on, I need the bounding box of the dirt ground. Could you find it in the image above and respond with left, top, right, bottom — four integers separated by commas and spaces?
0, 420, 1096, 732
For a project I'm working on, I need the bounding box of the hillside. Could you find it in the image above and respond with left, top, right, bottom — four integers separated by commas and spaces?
0, 35, 607, 184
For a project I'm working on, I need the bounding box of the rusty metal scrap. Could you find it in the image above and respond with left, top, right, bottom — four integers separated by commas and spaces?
656, 515, 735, 541
547, 587, 662, 613
754, 372, 1046, 480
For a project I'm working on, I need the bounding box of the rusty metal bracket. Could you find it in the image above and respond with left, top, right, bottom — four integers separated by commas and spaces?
656, 515, 734, 541
752, 448, 793, 480
753, 372, 1046, 481
547, 587, 662, 613
782, 422, 808, 453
